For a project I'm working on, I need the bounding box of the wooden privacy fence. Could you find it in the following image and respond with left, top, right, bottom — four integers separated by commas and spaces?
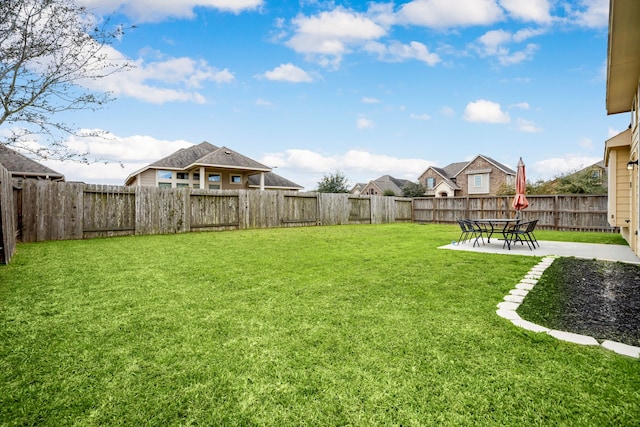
13, 180, 414, 242
5, 180, 616, 252
0, 164, 17, 264
413, 194, 615, 232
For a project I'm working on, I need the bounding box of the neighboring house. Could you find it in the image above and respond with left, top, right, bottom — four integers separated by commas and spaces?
0, 144, 65, 182
604, 0, 640, 255
349, 183, 367, 195
417, 155, 516, 197
125, 142, 303, 191
359, 175, 411, 196
583, 160, 607, 186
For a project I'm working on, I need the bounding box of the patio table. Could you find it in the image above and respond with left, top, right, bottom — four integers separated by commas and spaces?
472, 218, 520, 243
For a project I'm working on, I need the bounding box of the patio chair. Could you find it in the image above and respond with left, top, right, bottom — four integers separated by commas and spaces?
503, 219, 538, 250
463, 219, 485, 247
457, 219, 471, 244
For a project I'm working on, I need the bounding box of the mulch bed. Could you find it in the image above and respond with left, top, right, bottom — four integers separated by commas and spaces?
548, 257, 640, 347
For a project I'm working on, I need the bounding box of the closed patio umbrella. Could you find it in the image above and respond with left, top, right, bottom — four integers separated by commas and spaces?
512, 157, 529, 218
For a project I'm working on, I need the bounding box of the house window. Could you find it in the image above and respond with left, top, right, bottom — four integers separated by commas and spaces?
425, 177, 435, 189
176, 172, 189, 180
193, 173, 200, 181
231, 175, 242, 184
474, 175, 483, 187
176, 183, 189, 188
157, 170, 172, 180
158, 182, 172, 188
209, 184, 221, 190
208, 174, 221, 182
193, 184, 200, 189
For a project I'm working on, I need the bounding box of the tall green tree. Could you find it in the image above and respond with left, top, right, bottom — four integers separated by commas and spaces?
316, 170, 350, 193
401, 181, 426, 197
0, 0, 132, 161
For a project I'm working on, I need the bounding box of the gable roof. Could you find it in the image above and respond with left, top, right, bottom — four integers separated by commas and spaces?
193, 146, 270, 171
150, 142, 219, 169
247, 171, 304, 190
125, 141, 271, 185
0, 144, 65, 181
429, 166, 461, 190
457, 154, 516, 176
364, 175, 411, 195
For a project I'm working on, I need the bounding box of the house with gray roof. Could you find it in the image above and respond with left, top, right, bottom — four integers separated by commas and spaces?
125, 142, 303, 191
0, 144, 64, 182
418, 155, 516, 197
359, 175, 411, 196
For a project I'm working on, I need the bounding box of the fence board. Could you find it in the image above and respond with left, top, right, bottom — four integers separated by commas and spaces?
190, 190, 240, 230
348, 196, 371, 224
282, 193, 319, 226
83, 185, 135, 238
319, 193, 350, 225
0, 164, 16, 264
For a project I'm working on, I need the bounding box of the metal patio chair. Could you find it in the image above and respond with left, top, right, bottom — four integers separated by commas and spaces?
503, 219, 539, 250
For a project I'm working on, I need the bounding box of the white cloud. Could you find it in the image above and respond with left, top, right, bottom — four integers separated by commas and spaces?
261, 149, 434, 191
532, 155, 602, 179
79, 0, 263, 23
463, 99, 511, 123
261, 63, 313, 83
362, 97, 382, 104
500, 0, 552, 23
81, 46, 234, 104
474, 30, 539, 65
396, 0, 504, 28
286, 7, 387, 68
410, 113, 432, 121
510, 102, 530, 109
37, 131, 194, 184
570, 0, 609, 28
515, 118, 542, 133
356, 116, 374, 129
364, 40, 441, 65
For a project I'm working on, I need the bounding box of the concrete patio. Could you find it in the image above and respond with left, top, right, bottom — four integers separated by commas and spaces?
440, 239, 640, 264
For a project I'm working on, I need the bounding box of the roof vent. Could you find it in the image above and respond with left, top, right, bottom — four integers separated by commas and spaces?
225, 150, 231, 155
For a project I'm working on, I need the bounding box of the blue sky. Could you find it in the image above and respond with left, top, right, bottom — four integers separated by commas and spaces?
35, 0, 627, 190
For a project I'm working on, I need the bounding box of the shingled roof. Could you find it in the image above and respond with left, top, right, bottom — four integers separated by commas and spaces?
150, 142, 219, 169
147, 142, 271, 171
247, 171, 304, 190
365, 175, 411, 195
195, 146, 270, 171
0, 144, 64, 181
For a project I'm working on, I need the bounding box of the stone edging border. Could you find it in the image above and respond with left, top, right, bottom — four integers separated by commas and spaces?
496, 256, 640, 359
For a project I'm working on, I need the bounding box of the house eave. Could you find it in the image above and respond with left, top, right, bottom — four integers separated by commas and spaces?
606, 0, 640, 115
187, 162, 271, 173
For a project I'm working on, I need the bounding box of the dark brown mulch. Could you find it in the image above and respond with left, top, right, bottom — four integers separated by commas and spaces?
551, 258, 640, 347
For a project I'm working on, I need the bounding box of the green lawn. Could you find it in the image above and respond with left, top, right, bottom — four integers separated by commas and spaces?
1, 224, 638, 426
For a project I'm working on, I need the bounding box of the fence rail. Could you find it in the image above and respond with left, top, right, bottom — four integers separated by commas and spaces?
1, 180, 616, 261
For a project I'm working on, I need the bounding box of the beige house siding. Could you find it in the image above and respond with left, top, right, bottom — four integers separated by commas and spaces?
606, 0, 640, 258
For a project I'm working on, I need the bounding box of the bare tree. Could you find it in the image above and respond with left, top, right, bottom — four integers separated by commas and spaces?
0, 0, 132, 161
